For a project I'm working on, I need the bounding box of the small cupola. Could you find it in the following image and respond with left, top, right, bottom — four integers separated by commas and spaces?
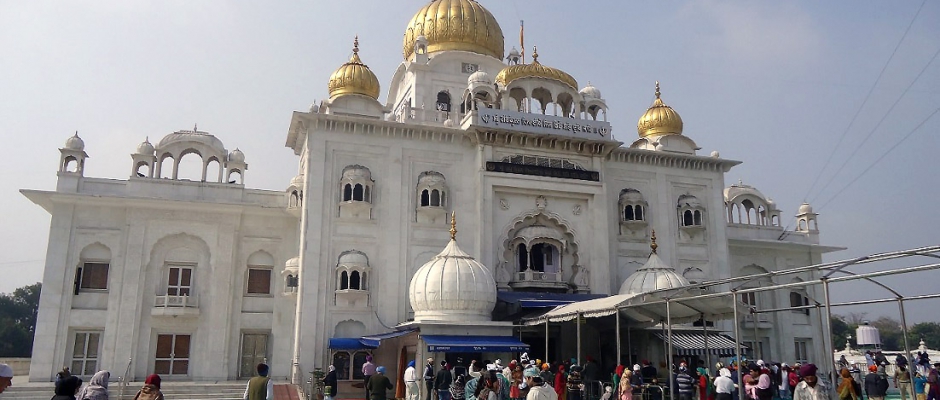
328, 37, 381, 101
408, 213, 497, 322
618, 231, 690, 295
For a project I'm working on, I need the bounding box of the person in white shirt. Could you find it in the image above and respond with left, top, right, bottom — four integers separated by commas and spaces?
243, 363, 274, 400
526, 370, 559, 400
792, 364, 834, 400
405, 360, 420, 400
715, 368, 736, 400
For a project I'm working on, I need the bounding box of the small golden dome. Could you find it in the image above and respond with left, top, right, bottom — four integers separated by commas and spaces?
637, 81, 683, 137
328, 37, 381, 100
403, 0, 504, 60
494, 48, 578, 90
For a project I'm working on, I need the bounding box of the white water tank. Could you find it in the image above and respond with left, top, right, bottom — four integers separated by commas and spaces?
856, 322, 881, 346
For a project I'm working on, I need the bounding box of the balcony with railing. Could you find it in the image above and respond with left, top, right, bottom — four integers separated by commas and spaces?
152, 294, 200, 317
509, 269, 568, 291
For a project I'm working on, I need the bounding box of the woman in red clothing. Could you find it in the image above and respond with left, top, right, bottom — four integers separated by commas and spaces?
555, 365, 568, 400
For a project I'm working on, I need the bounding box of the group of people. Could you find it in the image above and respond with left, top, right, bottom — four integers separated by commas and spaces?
658, 360, 829, 400
0, 363, 165, 400
392, 354, 604, 400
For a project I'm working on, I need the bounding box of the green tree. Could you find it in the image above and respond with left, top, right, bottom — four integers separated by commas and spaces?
831, 315, 853, 351
909, 322, 940, 349
0, 282, 42, 357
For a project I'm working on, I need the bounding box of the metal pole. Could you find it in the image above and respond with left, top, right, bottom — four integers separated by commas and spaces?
577, 312, 582, 366
616, 308, 622, 367
822, 278, 837, 389
627, 324, 632, 366
667, 299, 675, 400
899, 299, 916, 400
546, 319, 550, 362
733, 292, 745, 400
752, 307, 761, 361
662, 321, 668, 369
702, 314, 710, 373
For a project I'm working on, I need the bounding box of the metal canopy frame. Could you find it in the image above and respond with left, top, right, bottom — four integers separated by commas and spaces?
525, 245, 940, 400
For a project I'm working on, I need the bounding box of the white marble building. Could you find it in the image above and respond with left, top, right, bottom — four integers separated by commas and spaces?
23, 0, 841, 384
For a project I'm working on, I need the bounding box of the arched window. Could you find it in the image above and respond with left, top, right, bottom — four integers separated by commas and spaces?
635, 205, 644, 221
353, 184, 364, 201
517, 243, 528, 271
694, 210, 703, 225
340, 271, 349, 290
436, 91, 451, 112
430, 189, 440, 207
350, 271, 361, 290
343, 184, 352, 201
624, 206, 635, 221
683, 210, 694, 226
421, 190, 430, 207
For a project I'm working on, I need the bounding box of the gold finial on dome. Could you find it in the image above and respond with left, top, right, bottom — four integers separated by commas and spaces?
650, 229, 658, 254
449, 211, 457, 241
637, 81, 684, 138
328, 36, 381, 100
532, 46, 539, 62
403, 0, 505, 60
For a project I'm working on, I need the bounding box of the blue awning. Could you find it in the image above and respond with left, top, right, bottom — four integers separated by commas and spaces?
329, 338, 376, 350
360, 329, 417, 348
422, 335, 530, 352
497, 291, 607, 308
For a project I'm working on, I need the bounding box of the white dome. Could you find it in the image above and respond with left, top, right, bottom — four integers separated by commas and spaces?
65, 132, 85, 151
579, 83, 602, 99
418, 171, 446, 186
409, 239, 497, 322
229, 148, 245, 163
619, 252, 689, 295
157, 129, 225, 153
723, 183, 770, 205
677, 194, 702, 208
338, 250, 369, 266
285, 256, 300, 268
507, 47, 521, 58
619, 188, 645, 203
136, 138, 155, 155
798, 202, 814, 214
468, 69, 492, 85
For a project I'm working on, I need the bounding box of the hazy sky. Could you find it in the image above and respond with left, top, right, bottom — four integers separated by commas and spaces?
2, 1, 938, 324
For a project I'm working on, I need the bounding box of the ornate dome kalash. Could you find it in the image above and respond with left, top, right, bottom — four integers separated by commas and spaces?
409, 213, 497, 322
328, 37, 380, 100
494, 48, 578, 91
135, 137, 154, 155
618, 231, 690, 295
637, 81, 684, 137
402, 0, 504, 60
65, 132, 85, 151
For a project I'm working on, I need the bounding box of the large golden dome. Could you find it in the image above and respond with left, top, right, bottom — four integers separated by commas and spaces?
494, 48, 578, 90
403, 0, 504, 60
328, 37, 381, 100
637, 82, 683, 137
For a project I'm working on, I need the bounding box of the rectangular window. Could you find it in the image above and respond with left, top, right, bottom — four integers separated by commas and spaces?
154, 334, 191, 376
790, 292, 811, 315
743, 340, 765, 360
246, 268, 272, 295
794, 339, 810, 363
71, 331, 101, 377
167, 266, 193, 296
79, 263, 109, 290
